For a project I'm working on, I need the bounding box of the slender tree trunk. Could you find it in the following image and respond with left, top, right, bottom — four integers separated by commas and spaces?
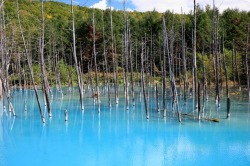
246, 25, 250, 100
0, 75, 16, 116
141, 42, 149, 119
102, 10, 111, 107
40, 0, 52, 117
18, 49, 22, 90
71, 0, 84, 110
109, 0, 118, 104
202, 42, 206, 112
162, 15, 167, 117
165, 13, 181, 122
193, 0, 198, 109
16, 0, 45, 123
123, 0, 129, 110
222, 28, 230, 118
92, 10, 100, 111
213, 0, 220, 106
129, 33, 135, 106
235, 50, 241, 90
232, 40, 236, 88
198, 82, 201, 120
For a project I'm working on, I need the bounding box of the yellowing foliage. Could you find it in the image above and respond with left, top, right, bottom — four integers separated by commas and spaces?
47, 14, 52, 19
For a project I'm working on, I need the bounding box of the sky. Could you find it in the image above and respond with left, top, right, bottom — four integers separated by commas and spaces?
56, 0, 250, 13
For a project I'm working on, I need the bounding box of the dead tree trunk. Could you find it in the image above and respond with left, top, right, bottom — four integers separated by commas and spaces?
222, 28, 230, 118
40, 0, 52, 117
193, 0, 198, 109
102, 10, 111, 107
164, 13, 181, 122
129, 33, 135, 106
162, 15, 167, 117
123, 1, 129, 110
71, 0, 84, 110
16, 0, 45, 123
109, 0, 118, 104
235, 50, 241, 91
92, 11, 100, 111
141, 42, 149, 119
213, 0, 220, 106
246, 25, 250, 100
202, 42, 207, 112
232, 40, 236, 88
0, 74, 15, 116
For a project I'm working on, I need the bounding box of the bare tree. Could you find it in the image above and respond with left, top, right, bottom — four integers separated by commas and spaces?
71, 0, 84, 110
193, 0, 198, 108
246, 25, 249, 100
141, 41, 149, 119
16, 0, 45, 123
109, 0, 118, 104
222, 27, 230, 118
123, 0, 129, 110
162, 15, 167, 117
101, 10, 111, 107
92, 10, 100, 111
181, 8, 188, 103
40, 0, 52, 117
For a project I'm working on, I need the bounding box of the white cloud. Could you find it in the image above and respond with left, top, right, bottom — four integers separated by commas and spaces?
90, 0, 108, 10
131, 0, 189, 13
213, 0, 250, 12
130, 0, 250, 13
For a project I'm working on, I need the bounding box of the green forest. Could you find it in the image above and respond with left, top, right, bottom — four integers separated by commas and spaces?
1, 0, 250, 89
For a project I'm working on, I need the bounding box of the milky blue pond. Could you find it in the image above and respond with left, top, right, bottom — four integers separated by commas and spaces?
0, 86, 250, 166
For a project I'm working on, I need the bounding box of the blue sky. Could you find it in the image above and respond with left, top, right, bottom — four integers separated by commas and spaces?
55, 0, 250, 13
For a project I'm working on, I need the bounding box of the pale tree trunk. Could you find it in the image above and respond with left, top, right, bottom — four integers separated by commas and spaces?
123, 0, 129, 110
162, 15, 167, 117
164, 13, 181, 122
246, 25, 250, 100
129, 34, 135, 106
222, 28, 230, 118
40, 0, 52, 117
71, 0, 84, 110
0, 0, 15, 116
235, 50, 241, 90
193, 0, 198, 109
181, 9, 188, 103
92, 10, 100, 111
109, 0, 118, 104
201, 42, 207, 112
232, 40, 236, 88
0, 74, 16, 116
102, 10, 111, 107
17, 0, 45, 123
141, 42, 149, 119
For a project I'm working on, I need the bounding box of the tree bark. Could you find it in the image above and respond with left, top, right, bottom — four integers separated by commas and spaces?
92, 10, 100, 111
141, 42, 149, 119
246, 25, 250, 100
17, 0, 45, 122
40, 0, 52, 117
71, 0, 84, 110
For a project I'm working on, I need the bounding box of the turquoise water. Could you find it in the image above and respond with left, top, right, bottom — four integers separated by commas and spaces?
0, 87, 250, 166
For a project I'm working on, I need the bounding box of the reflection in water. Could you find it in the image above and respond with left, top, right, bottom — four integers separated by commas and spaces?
0, 87, 250, 165
10, 117, 15, 131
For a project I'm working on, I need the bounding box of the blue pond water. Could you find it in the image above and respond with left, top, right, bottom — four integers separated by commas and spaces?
0, 86, 250, 166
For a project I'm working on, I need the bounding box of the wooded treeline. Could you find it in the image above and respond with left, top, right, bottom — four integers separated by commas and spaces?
0, 0, 249, 122
1, 0, 249, 86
